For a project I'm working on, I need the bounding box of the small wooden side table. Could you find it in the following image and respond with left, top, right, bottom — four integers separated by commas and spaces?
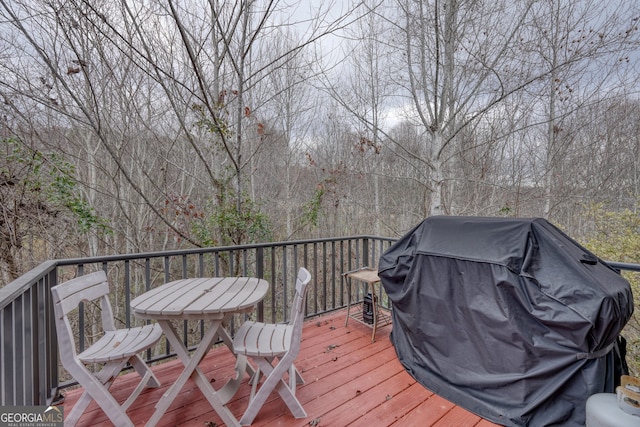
344, 267, 392, 343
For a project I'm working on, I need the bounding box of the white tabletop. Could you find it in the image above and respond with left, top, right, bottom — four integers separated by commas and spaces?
131, 277, 269, 321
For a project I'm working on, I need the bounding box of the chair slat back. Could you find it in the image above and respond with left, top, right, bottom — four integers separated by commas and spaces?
52, 271, 110, 316
51, 271, 117, 356
289, 268, 311, 342
293, 268, 311, 315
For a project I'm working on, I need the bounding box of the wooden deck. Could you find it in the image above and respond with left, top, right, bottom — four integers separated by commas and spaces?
59, 309, 501, 427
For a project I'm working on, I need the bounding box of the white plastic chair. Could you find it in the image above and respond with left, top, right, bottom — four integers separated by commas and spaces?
232, 267, 312, 425
51, 271, 162, 427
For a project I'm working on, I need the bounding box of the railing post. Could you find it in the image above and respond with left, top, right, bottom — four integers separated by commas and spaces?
363, 238, 370, 266
47, 269, 60, 405
125, 260, 131, 328
256, 247, 264, 322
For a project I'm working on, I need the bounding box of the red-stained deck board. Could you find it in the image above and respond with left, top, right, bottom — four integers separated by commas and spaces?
58, 309, 501, 427
433, 405, 484, 427
358, 381, 435, 426
394, 393, 457, 426
316, 371, 417, 427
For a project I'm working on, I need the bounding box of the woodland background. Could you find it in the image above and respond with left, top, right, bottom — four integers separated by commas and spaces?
1, 0, 640, 369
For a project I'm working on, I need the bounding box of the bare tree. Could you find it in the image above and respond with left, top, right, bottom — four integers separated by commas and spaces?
326, 0, 640, 222
0, 0, 358, 253
522, 0, 640, 220
252, 29, 320, 239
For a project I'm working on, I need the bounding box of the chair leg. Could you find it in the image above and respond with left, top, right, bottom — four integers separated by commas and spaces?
65, 363, 134, 427
286, 364, 304, 396
121, 368, 154, 411
273, 376, 306, 420
105, 356, 159, 412
130, 354, 161, 388
296, 368, 304, 385
64, 390, 92, 427
239, 358, 306, 426
249, 366, 261, 400
289, 364, 296, 393
259, 361, 306, 419
65, 360, 124, 425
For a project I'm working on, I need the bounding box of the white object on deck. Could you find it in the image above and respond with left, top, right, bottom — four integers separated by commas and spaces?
51, 271, 162, 427
232, 267, 312, 426
131, 276, 269, 427
586, 392, 639, 427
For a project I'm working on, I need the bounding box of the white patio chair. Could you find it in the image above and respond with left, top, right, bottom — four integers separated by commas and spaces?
232, 267, 312, 425
51, 271, 162, 427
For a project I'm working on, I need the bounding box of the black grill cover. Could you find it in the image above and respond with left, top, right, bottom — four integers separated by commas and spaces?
378, 216, 633, 427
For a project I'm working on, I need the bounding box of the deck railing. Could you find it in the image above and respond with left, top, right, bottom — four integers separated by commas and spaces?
0, 236, 396, 407
1, 236, 638, 408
